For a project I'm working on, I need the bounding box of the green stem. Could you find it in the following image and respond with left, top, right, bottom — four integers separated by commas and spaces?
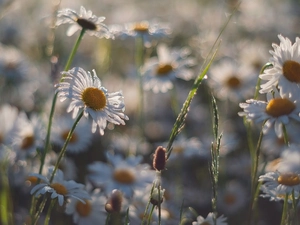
105, 213, 110, 225
147, 204, 155, 225
50, 110, 83, 182
135, 36, 145, 138
248, 123, 264, 225
280, 194, 289, 225
44, 199, 56, 225
0, 162, 13, 225
282, 124, 289, 146
30, 28, 86, 225
63, 29, 86, 73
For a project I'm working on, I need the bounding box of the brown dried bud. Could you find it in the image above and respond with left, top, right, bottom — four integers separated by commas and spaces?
153, 146, 167, 171
105, 189, 123, 213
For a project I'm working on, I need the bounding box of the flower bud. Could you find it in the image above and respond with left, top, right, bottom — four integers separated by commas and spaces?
153, 146, 167, 171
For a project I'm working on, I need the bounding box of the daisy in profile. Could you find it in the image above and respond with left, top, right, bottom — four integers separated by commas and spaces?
192, 212, 227, 225
56, 67, 129, 136
238, 89, 300, 137
259, 170, 300, 195
51, 114, 92, 154
259, 34, 300, 97
111, 20, 171, 47
56, 6, 113, 39
65, 188, 107, 225
30, 166, 90, 206
142, 43, 195, 93
88, 152, 156, 197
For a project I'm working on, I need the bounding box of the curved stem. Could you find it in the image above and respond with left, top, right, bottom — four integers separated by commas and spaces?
50, 110, 83, 182
254, 62, 273, 100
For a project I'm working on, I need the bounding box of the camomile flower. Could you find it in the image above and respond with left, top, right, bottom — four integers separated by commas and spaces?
88, 152, 156, 197
11, 112, 45, 160
51, 114, 92, 154
192, 212, 228, 225
238, 89, 300, 137
208, 58, 256, 102
56, 67, 129, 136
111, 20, 171, 47
259, 170, 300, 195
30, 167, 90, 206
259, 34, 300, 97
56, 6, 113, 39
260, 185, 300, 203
65, 188, 107, 225
142, 43, 196, 93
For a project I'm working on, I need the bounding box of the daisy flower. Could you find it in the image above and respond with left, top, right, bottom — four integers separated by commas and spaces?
259, 170, 300, 195
111, 20, 171, 47
56, 6, 113, 39
56, 67, 129, 136
238, 90, 300, 137
217, 180, 248, 215
51, 114, 92, 154
192, 212, 228, 225
208, 58, 256, 102
142, 43, 196, 93
65, 188, 107, 225
259, 34, 300, 97
11, 112, 45, 160
260, 185, 300, 203
88, 152, 156, 197
30, 167, 90, 206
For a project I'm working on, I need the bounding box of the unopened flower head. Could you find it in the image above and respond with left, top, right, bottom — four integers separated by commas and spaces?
56, 6, 113, 39
56, 67, 129, 135
259, 34, 300, 97
30, 167, 90, 206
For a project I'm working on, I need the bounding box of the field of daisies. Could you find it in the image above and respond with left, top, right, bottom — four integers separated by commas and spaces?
2, 0, 300, 225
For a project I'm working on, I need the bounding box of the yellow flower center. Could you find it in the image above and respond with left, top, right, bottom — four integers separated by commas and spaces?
76, 18, 97, 30
200, 222, 212, 225
113, 168, 136, 184
282, 60, 300, 83
265, 98, 296, 117
81, 87, 106, 111
133, 22, 149, 32
61, 130, 78, 143
156, 64, 173, 76
278, 173, 300, 186
224, 193, 236, 205
50, 183, 68, 195
76, 200, 92, 217
25, 176, 38, 186
21, 135, 35, 150
226, 75, 241, 88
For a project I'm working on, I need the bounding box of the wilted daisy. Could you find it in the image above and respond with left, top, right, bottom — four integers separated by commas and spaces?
238, 90, 300, 137
259, 170, 300, 195
259, 34, 300, 97
192, 212, 228, 225
30, 167, 90, 206
88, 152, 156, 197
56, 67, 129, 135
56, 6, 113, 39
143, 43, 196, 93
260, 185, 300, 203
65, 188, 107, 225
51, 114, 92, 154
111, 20, 171, 47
